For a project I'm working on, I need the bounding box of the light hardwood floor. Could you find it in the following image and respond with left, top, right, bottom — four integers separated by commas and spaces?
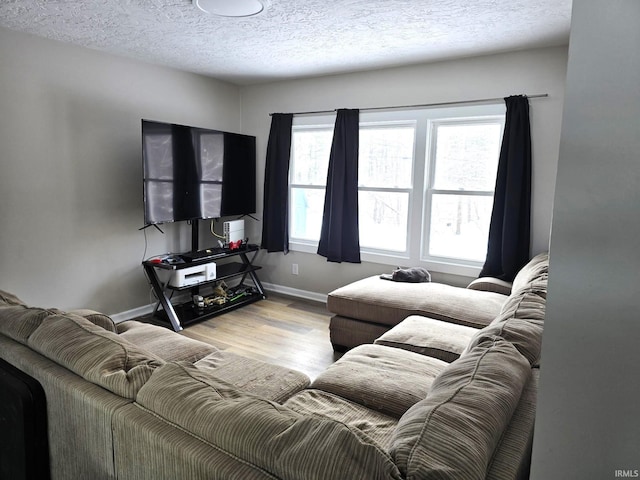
161, 294, 342, 381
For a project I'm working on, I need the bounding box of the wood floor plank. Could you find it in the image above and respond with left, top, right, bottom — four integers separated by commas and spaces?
137, 294, 341, 380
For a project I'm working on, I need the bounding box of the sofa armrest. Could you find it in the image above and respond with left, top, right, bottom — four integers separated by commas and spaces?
467, 277, 512, 296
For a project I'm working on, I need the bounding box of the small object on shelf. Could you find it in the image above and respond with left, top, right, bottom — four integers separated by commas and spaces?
212, 281, 228, 298
192, 295, 205, 308
180, 247, 226, 263
228, 239, 243, 250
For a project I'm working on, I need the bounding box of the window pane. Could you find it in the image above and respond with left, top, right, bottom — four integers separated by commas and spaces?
290, 187, 325, 241
433, 123, 502, 191
291, 129, 332, 185
359, 126, 414, 188
428, 194, 492, 262
359, 191, 409, 252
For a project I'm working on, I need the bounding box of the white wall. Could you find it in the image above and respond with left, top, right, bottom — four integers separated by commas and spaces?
531, 1, 640, 477
240, 47, 568, 296
0, 27, 241, 315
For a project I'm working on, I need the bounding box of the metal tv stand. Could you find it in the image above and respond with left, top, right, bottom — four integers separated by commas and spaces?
142, 221, 265, 332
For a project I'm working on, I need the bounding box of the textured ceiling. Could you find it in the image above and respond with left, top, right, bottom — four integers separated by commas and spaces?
0, 0, 572, 85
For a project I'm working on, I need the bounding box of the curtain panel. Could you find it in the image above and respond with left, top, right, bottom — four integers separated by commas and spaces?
480, 95, 532, 281
261, 113, 293, 253
317, 109, 361, 263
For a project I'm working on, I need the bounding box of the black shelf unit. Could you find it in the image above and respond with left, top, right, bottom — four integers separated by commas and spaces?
142, 243, 265, 332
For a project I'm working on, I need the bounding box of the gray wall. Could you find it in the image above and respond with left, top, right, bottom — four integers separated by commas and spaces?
531, 1, 640, 478
240, 47, 568, 297
0, 27, 241, 314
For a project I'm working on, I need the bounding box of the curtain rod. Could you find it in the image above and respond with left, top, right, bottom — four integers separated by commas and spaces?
270, 93, 548, 117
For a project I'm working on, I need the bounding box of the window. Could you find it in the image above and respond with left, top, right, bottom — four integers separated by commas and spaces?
288, 104, 505, 275
424, 119, 503, 263
357, 123, 415, 252
289, 125, 333, 242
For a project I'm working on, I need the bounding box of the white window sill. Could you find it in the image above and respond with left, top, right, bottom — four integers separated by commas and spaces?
288, 240, 482, 278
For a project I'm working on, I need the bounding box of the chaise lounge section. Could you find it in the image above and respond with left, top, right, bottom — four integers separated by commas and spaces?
327, 253, 547, 351
0, 252, 547, 479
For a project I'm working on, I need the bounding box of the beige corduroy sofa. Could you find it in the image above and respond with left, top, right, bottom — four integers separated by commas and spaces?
0, 254, 547, 480
326, 255, 544, 351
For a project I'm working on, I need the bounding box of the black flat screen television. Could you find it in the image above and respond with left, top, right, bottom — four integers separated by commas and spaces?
142, 119, 256, 225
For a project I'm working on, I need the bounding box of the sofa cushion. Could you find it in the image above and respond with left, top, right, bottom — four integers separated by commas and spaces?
374, 315, 479, 363
0, 289, 27, 307
136, 362, 403, 480
69, 309, 118, 333
112, 403, 278, 480
390, 338, 531, 480
194, 350, 310, 402
285, 389, 399, 450
486, 368, 539, 480
311, 344, 448, 418
470, 320, 543, 369
511, 252, 549, 294
0, 305, 63, 344
27, 313, 163, 399
466, 286, 546, 367
328, 276, 507, 329
117, 320, 217, 363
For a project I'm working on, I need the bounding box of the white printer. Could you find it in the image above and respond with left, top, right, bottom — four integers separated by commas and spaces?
169, 263, 216, 288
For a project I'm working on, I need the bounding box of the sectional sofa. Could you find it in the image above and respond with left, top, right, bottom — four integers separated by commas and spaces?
0, 253, 547, 479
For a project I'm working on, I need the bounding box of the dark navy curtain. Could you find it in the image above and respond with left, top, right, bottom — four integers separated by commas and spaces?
261, 113, 293, 253
480, 95, 532, 281
317, 109, 361, 263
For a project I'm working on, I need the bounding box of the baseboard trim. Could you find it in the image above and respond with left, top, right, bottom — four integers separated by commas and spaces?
109, 306, 150, 324
109, 284, 326, 323
261, 282, 327, 304
109, 293, 191, 324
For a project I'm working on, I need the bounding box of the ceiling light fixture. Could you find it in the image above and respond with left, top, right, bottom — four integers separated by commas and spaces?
193, 0, 268, 17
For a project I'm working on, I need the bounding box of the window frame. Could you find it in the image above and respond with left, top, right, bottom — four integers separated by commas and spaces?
422, 114, 506, 269
287, 104, 506, 277
356, 119, 417, 255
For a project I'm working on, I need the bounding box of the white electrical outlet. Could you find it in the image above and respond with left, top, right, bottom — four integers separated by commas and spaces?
292, 263, 299, 275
